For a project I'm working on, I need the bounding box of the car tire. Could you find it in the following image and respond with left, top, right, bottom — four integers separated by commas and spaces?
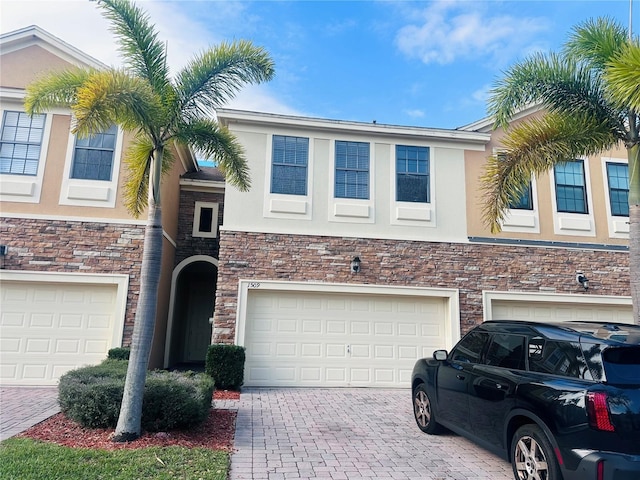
412, 384, 441, 434
511, 424, 562, 480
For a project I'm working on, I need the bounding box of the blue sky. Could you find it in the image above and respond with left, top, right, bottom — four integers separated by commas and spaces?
2, 0, 635, 128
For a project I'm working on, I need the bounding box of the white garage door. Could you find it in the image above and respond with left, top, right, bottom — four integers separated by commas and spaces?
243, 290, 447, 387
492, 300, 634, 324
0, 279, 123, 385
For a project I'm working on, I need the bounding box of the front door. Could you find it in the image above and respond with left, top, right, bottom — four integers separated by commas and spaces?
183, 282, 214, 362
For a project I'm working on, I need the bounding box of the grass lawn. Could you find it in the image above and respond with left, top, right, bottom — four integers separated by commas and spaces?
0, 438, 229, 480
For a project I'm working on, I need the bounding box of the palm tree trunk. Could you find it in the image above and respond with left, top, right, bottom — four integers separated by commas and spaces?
627, 143, 640, 323
113, 148, 164, 442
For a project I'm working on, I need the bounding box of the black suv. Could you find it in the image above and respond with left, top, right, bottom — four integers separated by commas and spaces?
411, 321, 640, 480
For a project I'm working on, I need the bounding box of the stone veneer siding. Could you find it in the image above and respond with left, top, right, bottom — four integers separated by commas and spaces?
174, 190, 224, 266
213, 231, 630, 343
0, 217, 144, 344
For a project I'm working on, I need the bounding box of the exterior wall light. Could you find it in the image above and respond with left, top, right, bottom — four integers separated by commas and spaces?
576, 272, 589, 290
0, 246, 7, 256
350, 256, 361, 274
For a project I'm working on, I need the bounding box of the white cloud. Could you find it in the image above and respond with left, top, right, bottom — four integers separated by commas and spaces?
1, 0, 294, 115
403, 108, 425, 118
394, 1, 548, 66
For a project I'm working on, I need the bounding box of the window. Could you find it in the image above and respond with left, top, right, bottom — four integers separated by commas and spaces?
396, 145, 429, 203
0, 110, 46, 176
71, 125, 118, 180
528, 338, 590, 379
606, 162, 629, 217
335, 140, 369, 199
485, 334, 525, 370
508, 183, 533, 210
451, 331, 490, 364
271, 135, 309, 195
192, 202, 219, 238
554, 160, 588, 213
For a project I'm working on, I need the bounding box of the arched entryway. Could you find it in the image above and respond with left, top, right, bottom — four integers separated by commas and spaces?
164, 256, 217, 369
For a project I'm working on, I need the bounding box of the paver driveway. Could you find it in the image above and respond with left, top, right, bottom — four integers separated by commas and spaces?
230, 388, 513, 480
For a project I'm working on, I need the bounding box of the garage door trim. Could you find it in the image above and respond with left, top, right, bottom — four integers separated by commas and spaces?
236, 279, 461, 350
0, 270, 129, 349
483, 290, 632, 322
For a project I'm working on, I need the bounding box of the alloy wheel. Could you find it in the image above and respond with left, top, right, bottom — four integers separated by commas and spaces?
414, 390, 432, 428
513, 435, 549, 480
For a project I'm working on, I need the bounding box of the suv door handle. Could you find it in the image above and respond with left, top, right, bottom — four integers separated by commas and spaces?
456, 374, 466, 380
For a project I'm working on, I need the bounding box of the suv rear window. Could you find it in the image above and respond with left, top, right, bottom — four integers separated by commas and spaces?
602, 347, 640, 385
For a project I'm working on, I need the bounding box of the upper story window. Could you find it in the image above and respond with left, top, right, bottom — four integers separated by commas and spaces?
508, 183, 533, 210
71, 125, 118, 181
0, 110, 46, 176
396, 145, 430, 203
192, 201, 219, 238
554, 160, 588, 214
335, 140, 369, 199
606, 162, 629, 217
271, 135, 309, 195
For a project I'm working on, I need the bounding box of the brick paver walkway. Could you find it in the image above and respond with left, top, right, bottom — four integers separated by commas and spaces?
0, 386, 60, 441
230, 388, 513, 480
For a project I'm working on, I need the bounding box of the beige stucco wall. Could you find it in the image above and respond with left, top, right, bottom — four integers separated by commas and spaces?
0, 45, 73, 88
465, 116, 629, 246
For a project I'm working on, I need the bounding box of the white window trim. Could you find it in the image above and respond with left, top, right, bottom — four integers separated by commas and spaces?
549, 157, 595, 237
0, 102, 53, 204
390, 143, 435, 227
601, 156, 630, 239
500, 176, 540, 233
329, 138, 374, 224
263, 134, 313, 220
58, 126, 124, 208
192, 201, 219, 238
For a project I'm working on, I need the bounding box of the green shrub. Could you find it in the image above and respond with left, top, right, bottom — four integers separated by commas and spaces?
58, 360, 128, 428
58, 360, 214, 431
107, 347, 130, 360
205, 344, 245, 390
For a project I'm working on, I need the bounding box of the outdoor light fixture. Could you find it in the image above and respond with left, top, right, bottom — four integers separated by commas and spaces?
0, 245, 7, 256
576, 272, 589, 290
350, 256, 361, 274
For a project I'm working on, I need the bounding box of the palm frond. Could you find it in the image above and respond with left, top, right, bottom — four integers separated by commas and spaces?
488, 52, 620, 133
174, 118, 250, 191
565, 17, 628, 71
122, 134, 154, 217
481, 112, 618, 232
606, 42, 640, 112
24, 68, 92, 114
175, 40, 275, 119
97, 0, 169, 94
72, 69, 162, 139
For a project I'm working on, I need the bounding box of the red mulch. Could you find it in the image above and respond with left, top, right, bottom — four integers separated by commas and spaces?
18, 390, 241, 451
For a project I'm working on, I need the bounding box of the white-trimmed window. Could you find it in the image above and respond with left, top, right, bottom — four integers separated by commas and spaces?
71, 125, 118, 181
0, 110, 46, 176
271, 135, 308, 195
335, 140, 369, 199
396, 145, 429, 203
193, 202, 219, 238
606, 162, 629, 217
554, 160, 588, 214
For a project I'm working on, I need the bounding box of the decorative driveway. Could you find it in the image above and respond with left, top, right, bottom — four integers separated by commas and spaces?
230, 388, 513, 480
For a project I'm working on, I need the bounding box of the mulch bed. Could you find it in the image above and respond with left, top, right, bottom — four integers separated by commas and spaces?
17, 390, 241, 451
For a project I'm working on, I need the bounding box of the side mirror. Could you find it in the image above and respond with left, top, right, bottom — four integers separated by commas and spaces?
433, 349, 448, 361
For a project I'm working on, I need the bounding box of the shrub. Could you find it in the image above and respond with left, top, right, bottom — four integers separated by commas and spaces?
107, 347, 130, 360
205, 344, 246, 390
58, 360, 214, 431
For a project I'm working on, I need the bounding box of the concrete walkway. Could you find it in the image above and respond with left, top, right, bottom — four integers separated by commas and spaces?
230, 388, 513, 480
0, 386, 60, 441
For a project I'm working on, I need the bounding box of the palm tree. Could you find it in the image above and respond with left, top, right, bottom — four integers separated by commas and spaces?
25, 0, 274, 441
480, 17, 640, 321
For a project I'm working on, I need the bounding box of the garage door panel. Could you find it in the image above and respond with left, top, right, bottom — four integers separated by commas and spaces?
0, 280, 121, 385
492, 300, 633, 323
244, 290, 447, 387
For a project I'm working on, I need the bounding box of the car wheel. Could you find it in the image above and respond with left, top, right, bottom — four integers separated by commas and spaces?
511, 425, 562, 480
412, 384, 441, 434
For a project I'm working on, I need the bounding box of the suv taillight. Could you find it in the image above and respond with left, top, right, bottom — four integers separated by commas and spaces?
586, 392, 615, 432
